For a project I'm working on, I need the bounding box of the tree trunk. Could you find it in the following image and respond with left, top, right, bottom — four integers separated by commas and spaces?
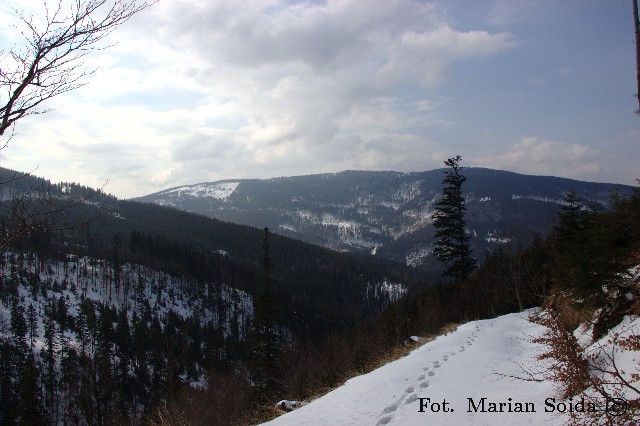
634, 0, 640, 112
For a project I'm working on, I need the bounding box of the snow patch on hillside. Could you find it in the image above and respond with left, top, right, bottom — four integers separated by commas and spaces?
512, 194, 564, 204
485, 231, 511, 244
165, 182, 240, 200
366, 280, 407, 303
405, 245, 433, 267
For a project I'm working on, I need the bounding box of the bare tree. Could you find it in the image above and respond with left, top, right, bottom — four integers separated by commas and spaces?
0, 0, 154, 138
0, 0, 154, 250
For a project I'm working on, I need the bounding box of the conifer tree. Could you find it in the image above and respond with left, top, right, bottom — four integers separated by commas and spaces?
43, 301, 60, 421
10, 302, 27, 350
249, 227, 282, 396
552, 188, 640, 314
0, 337, 18, 424
17, 350, 47, 425
432, 155, 476, 281
26, 303, 37, 348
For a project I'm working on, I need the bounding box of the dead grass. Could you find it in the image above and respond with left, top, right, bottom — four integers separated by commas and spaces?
543, 291, 593, 331
258, 321, 466, 424
361, 322, 463, 374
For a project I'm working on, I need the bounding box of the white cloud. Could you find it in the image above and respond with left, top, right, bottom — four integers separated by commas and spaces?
475, 137, 601, 179
4, 0, 587, 199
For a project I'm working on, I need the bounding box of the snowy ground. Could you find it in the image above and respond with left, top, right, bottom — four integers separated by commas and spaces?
263, 310, 568, 426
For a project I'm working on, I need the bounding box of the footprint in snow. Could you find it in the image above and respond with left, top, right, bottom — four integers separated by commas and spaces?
418, 374, 425, 380
405, 394, 418, 404
383, 401, 400, 414
377, 415, 393, 425
419, 380, 430, 388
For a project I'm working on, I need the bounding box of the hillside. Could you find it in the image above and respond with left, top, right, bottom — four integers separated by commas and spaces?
134, 169, 633, 270
1, 166, 637, 425
0, 250, 253, 422
0, 167, 427, 423
262, 310, 640, 426
262, 311, 559, 425
0, 167, 419, 339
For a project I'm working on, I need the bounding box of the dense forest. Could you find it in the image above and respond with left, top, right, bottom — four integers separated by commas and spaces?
0, 167, 638, 424
0, 168, 420, 424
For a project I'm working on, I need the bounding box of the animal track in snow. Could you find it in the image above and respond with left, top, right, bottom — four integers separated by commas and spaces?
378, 329, 474, 425
383, 402, 400, 414
405, 394, 418, 404
377, 414, 393, 425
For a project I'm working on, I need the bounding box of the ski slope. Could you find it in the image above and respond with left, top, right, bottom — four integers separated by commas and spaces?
263, 310, 567, 425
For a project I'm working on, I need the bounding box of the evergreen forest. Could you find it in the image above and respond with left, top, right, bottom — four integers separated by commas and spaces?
0, 167, 638, 424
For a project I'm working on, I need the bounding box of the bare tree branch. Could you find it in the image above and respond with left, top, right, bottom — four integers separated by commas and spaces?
0, 0, 155, 137
0, 0, 154, 252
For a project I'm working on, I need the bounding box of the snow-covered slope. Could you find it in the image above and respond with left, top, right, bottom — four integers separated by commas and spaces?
263, 311, 564, 426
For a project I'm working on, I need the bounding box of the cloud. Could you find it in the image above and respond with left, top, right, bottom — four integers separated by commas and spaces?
145, 0, 512, 165
1, 0, 515, 197
475, 137, 601, 179
487, 0, 546, 25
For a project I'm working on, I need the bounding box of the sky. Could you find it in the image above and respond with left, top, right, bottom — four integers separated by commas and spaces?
0, 0, 639, 199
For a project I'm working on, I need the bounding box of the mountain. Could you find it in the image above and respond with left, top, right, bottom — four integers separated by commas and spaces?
134, 168, 633, 270
0, 167, 419, 340
0, 167, 424, 423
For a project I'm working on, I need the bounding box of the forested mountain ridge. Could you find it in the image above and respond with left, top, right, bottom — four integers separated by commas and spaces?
0, 167, 416, 338
0, 167, 420, 424
135, 168, 633, 269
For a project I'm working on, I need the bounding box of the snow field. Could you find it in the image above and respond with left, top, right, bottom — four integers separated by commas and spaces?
263, 310, 565, 426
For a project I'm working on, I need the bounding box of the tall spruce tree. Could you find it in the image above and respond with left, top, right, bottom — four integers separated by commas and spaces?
249, 227, 282, 397
432, 155, 476, 281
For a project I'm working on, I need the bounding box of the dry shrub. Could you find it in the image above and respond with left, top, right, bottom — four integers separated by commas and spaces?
144, 401, 190, 426
542, 290, 591, 332
529, 309, 591, 399
530, 308, 640, 425
145, 370, 252, 426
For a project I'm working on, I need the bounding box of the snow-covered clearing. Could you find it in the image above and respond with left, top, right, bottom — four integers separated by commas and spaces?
264, 311, 570, 425
164, 181, 240, 199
